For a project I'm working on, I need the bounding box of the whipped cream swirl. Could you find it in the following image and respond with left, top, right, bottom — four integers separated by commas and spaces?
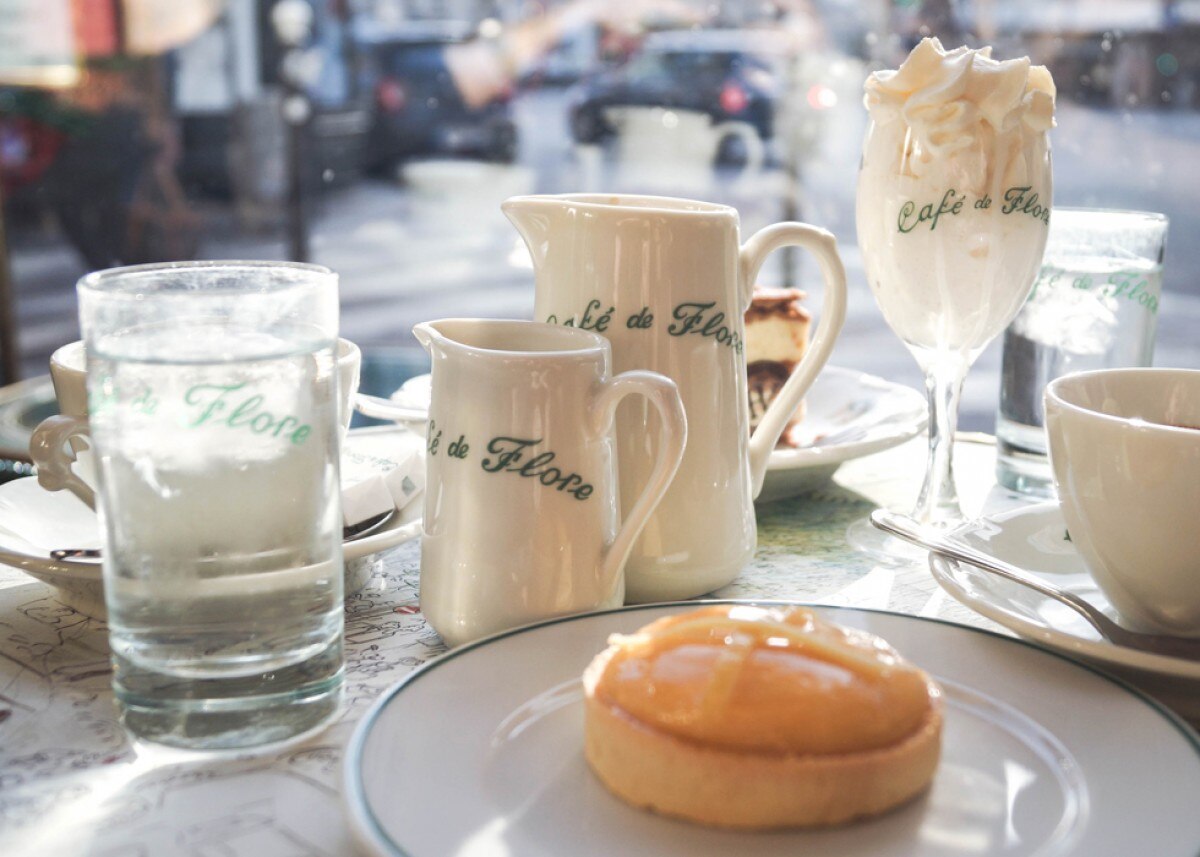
864, 38, 1055, 191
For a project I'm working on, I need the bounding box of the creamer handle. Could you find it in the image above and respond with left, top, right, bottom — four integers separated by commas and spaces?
739, 224, 847, 497
592, 371, 686, 596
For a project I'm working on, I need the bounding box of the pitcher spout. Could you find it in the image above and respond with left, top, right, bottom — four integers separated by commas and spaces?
501, 196, 568, 269
412, 321, 441, 355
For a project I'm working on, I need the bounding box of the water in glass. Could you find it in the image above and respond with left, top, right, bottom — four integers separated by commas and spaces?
997, 255, 1161, 493
90, 321, 343, 747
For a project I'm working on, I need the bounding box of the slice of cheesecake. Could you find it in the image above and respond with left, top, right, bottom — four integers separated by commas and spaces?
745, 287, 811, 446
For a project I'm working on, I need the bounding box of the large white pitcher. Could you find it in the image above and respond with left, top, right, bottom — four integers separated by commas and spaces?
503, 194, 847, 602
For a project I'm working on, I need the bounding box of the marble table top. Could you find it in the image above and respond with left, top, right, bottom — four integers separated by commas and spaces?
0, 435, 1185, 856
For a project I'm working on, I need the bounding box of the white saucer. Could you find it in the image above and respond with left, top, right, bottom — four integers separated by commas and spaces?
0, 427, 424, 618
386, 366, 925, 501
345, 602, 1200, 857
339, 427, 425, 566
931, 503, 1200, 682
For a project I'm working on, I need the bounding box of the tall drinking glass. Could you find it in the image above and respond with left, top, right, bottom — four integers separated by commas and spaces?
79, 261, 344, 748
852, 39, 1054, 555
996, 209, 1168, 496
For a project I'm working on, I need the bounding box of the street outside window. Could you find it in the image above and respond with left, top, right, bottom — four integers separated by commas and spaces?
1, 0, 1198, 429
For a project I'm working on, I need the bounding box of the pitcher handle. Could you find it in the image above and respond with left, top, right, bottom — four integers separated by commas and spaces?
29, 414, 97, 509
592, 371, 687, 592
739, 223, 847, 497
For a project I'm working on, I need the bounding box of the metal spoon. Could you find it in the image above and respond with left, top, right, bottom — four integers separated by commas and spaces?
354, 393, 427, 423
341, 508, 396, 541
871, 508, 1200, 661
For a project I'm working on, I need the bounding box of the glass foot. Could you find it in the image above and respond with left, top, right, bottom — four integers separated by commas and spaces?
845, 515, 932, 566
114, 638, 344, 750
846, 511, 974, 567
995, 440, 1056, 499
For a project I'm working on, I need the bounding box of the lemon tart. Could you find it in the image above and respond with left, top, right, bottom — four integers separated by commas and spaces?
582, 604, 943, 829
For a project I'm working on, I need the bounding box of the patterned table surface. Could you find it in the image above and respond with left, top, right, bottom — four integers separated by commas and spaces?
0, 435, 1178, 856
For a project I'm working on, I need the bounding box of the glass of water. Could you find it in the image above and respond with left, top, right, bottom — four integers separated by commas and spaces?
79, 261, 343, 749
996, 209, 1169, 496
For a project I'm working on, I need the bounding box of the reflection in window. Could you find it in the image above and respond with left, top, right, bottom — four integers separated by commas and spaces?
0, 1, 1196, 417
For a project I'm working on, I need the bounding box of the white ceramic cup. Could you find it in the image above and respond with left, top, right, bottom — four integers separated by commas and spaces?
32, 341, 98, 507
31, 337, 362, 507
49, 340, 89, 418
1045, 368, 1200, 636
604, 106, 764, 190
414, 318, 687, 647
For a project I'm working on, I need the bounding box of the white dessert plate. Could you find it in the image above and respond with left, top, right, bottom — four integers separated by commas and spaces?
345, 602, 1200, 857
931, 503, 1200, 682
0, 427, 424, 618
383, 366, 926, 501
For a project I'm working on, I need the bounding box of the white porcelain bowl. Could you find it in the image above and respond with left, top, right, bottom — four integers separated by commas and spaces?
1045, 368, 1200, 636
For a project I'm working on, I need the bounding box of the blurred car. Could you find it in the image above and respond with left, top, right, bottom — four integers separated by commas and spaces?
568, 30, 784, 157
358, 22, 518, 170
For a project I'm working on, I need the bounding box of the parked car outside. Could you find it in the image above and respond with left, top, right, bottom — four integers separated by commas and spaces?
358, 22, 518, 170
567, 29, 785, 160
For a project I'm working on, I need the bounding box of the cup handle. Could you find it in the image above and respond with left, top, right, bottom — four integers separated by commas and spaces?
29, 415, 96, 509
739, 223, 848, 497
592, 371, 687, 594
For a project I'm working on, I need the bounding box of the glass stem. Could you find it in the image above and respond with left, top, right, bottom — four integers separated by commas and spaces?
913, 351, 970, 527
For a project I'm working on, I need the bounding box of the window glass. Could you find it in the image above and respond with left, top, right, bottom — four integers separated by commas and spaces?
1, 0, 1196, 430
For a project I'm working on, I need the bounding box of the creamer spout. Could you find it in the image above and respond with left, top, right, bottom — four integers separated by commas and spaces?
412, 321, 440, 355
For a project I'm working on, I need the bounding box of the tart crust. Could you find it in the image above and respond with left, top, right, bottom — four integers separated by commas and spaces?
582, 639, 943, 830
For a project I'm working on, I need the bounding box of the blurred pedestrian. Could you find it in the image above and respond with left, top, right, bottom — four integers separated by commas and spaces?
443, 0, 704, 108
41, 66, 155, 270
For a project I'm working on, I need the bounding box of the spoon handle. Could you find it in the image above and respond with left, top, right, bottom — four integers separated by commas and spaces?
50, 548, 101, 561
870, 509, 1120, 638
872, 510, 1200, 660
354, 393, 427, 423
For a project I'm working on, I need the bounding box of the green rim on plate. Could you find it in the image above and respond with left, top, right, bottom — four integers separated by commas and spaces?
344, 600, 1200, 857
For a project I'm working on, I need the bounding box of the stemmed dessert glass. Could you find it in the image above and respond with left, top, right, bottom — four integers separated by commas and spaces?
851, 108, 1053, 558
